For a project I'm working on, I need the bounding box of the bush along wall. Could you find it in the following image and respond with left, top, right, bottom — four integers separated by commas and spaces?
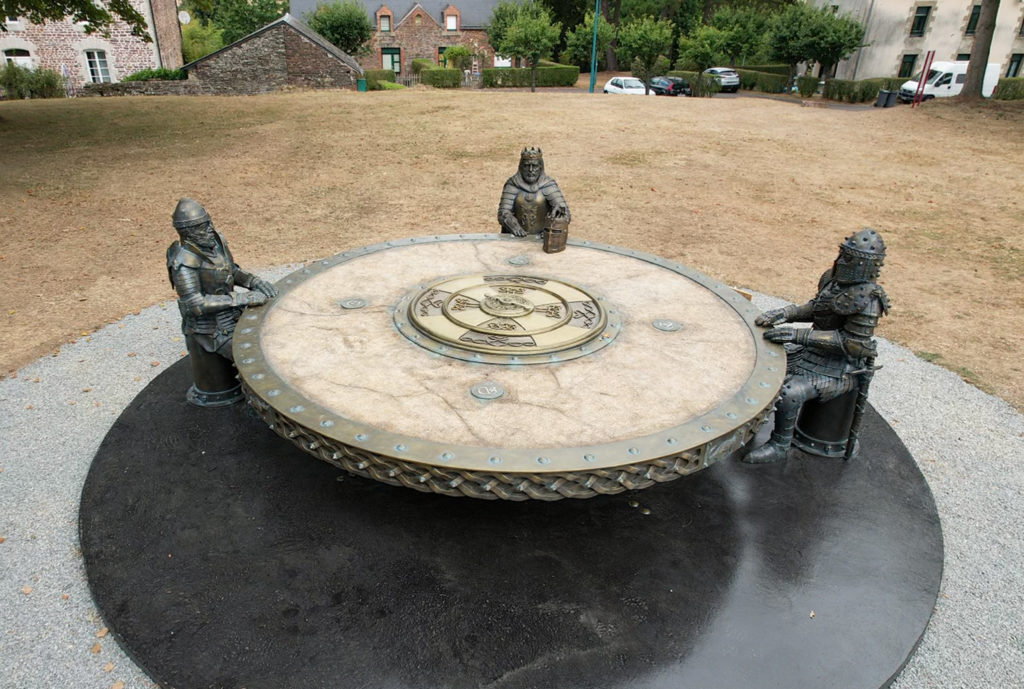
0, 63, 65, 98
730, 69, 787, 93
411, 58, 436, 75
741, 63, 789, 76
994, 77, 1024, 100
364, 69, 397, 90
797, 75, 819, 97
122, 68, 186, 81
481, 65, 579, 88
421, 68, 461, 88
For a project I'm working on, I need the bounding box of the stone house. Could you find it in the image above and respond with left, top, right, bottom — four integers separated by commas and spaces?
290, 0, 503, 76
182, 14, 363, 94
1, 0, 181, 87
811, 0, 1024, 80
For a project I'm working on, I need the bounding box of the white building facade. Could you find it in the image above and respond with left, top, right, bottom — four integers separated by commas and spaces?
813, 0, 1024, 80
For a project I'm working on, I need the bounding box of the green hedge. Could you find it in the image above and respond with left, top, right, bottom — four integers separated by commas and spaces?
378, 81, 406, 90
364, 69, 396, 90
122, 67, 186, 81
742, 63, 789, 76
823, 77, 903, 103
421, 68, 461, 88
733, 69, 787, 93
0, 63, 64, 99
481, 65, 579, 88
411, 58, 436, 75
797, 75, 819, 97
994, 77, 1024, 100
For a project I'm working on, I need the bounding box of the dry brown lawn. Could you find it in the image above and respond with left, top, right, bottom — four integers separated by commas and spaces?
1, 86, 1022, 409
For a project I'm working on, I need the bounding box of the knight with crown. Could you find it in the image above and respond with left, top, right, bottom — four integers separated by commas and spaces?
497, 147, 571, 238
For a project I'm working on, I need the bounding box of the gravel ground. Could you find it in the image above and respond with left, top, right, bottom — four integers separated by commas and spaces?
0, 275, 1021, 689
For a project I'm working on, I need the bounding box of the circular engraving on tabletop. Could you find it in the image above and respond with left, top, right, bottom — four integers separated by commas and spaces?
339, 297, 368, 310
470, 382, 506, 400
652, 319, 682, 332
397, 274, 619, 364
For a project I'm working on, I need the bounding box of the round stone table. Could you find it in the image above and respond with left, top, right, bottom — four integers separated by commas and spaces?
232, 235, 786, 500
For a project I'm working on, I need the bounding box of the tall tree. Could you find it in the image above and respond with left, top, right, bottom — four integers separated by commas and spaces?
616, 15, 674, 93
712, 6, 770, 66
215, 0, 288, 45
961, 0, 1000, 100
766, 1, 817, 84
0, 0, 149, 40
677, 24, 726, 71
304, 0, 373, 56
562, 10, 615, 70
803, 8, 864, 78
491, 1, 561, 91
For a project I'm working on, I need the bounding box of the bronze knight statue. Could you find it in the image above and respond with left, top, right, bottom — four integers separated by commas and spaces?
743, 229, 890, 464
497, 147, 570, 241
167, 198, 278, 407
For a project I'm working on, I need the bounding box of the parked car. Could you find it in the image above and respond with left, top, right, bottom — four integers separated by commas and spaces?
649, 76, 691, 96
603, 77, 654, 95
703, 67, 740, 93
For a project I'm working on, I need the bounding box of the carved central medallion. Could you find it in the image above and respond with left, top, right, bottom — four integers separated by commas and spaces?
395, 273, 620, 364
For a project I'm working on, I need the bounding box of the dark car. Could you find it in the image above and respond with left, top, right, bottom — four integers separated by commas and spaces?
649, 76, 691, 97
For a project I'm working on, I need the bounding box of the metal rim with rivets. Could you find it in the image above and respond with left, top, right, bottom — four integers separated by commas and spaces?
233, 234, 786, 501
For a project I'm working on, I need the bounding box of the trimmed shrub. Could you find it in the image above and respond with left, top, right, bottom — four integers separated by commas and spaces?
0, 63, 64, 99
667, 70, 720, 96
742, 63, 789, 76
797, 75, 819, 97
481, 65, 579, 88
732, 69, 786, 93
421, 68, 461, 88
123, 68, 186, 81
378, 80, 406, 90
824, 78, 854, 101
364, 69, 396, 90
994, 77, 1024, 100
411, 58, 436, 75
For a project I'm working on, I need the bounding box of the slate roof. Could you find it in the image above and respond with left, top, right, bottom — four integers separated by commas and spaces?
290, 0, 498, 30
182, 13, 364, 74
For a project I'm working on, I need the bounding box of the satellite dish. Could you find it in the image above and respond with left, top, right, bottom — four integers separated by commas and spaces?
178, 10, 191, 24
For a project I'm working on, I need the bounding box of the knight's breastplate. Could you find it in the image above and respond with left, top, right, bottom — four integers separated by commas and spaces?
513, 191, 550, 235
811, 285, 845, 331
198, 251, 235, 295
797, 286, 853, 378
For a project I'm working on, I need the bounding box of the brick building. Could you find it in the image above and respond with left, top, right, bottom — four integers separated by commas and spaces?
1, 0, 182, 87
290, 0, 504, 76
182, 14, 363, 94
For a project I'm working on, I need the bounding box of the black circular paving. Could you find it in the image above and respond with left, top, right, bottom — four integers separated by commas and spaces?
80, 359, 943, 689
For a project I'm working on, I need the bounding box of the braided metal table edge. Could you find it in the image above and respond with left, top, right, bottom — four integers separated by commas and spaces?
242, 381, 774, 501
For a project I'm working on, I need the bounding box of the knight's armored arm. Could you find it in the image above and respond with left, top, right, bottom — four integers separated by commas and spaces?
498, 183, 525, 236
173, 266, 265, 315
790, 310, 879, 359
232, 267, 278, 298
541, 181, 570, 221
755, 301, 815, 327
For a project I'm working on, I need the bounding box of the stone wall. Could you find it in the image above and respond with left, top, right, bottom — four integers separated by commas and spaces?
0, 0, 167, 85
187, 23, 359, 94
80, 80, 208, 97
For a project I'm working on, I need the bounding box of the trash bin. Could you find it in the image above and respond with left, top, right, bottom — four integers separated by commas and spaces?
357, 78, 367, 92
874, 89, 890, 107
885, 89, 899, 107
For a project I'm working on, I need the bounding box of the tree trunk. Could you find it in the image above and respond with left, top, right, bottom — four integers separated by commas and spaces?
531, 62, 537, 92
702, 0, 716, 25
961, 0, 999, 101
602, 0, 622, 72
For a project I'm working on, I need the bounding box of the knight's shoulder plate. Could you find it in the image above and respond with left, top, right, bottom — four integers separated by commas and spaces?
168, 242, 203, 271
834, 283, 887, 315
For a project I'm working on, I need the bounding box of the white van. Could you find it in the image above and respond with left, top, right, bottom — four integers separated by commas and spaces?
899, 61, 1000, 102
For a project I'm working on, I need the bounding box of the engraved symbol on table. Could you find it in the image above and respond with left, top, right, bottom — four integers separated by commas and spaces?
470, 382, 505, 400
480, 291, 534, 318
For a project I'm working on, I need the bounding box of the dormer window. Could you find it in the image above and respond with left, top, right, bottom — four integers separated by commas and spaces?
446, 14, 457, 30
380, 15, 390, 31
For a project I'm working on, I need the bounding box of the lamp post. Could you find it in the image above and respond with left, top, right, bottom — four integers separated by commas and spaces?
588, 0, 601, 93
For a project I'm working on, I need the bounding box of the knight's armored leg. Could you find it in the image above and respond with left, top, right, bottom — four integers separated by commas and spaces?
185, 336, 243, 407
743, 376, 817, 464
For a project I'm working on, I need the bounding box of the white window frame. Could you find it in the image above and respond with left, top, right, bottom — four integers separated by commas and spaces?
3, 48, 33, 68
445, 14, 457, 31
85, 49, 111, 83
379, 15, 390, 32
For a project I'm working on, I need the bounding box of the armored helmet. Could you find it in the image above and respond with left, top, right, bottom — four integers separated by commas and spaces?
172, 198, 211, 230
834, 228, 886, 284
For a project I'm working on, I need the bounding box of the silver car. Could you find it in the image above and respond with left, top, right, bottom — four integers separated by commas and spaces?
703, 67, 740, 93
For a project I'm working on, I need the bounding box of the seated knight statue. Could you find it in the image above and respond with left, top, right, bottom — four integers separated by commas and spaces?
167, 197, 277, 406
743, 229, 890, 464
497, 147, 570, 237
